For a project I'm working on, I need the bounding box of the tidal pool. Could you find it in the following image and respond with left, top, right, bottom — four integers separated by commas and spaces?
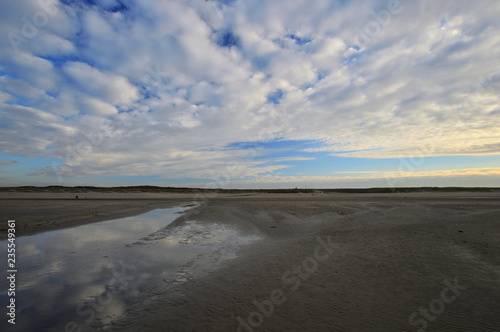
0, 206, 259, 332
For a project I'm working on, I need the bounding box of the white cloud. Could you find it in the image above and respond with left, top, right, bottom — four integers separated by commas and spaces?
62, 61, 139, 108
221, 168, 500, 189
1, 52, 57, 92
1, 0, 499, 186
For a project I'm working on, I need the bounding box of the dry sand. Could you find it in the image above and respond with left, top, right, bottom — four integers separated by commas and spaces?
2, 191, 500, 331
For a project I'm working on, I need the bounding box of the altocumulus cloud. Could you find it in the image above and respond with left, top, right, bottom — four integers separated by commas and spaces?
0, 0, 499, 187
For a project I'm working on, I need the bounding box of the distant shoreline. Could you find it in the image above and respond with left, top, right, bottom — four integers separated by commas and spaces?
1, 185, 500, 194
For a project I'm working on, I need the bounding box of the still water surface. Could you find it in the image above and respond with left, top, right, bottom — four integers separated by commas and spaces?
0, 206, 258, 331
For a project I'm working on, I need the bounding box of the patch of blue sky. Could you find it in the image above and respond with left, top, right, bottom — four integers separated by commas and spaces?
216, 30, 241, 48
349, 44, 361, 52
308, 153, 500, 177
138, 86, 157, 101
287, 34, 311, 46
333, 147, 384, 155
299, 83, 314, 91
266, 89, 283, 104
58, 114, 71, 121
59, 0, 87, 6
298, 72, 329, 91
263, 153, 397, 176
0, 152, 61, 175
3, 95, 29, 107
252, 149, 315, 163
317, 72, 328, 81
225, 139, 322, 152
344, 53, 359, 65
38, 54, 83, 68
348, 43, 387, 63
2, 97, 16, 106
272, 38, 285, 48
116, 106, 135, 113
60, 0, 128, 12
251, 150, 500, 178
46, 91, 60, 98
105, 1, 129, 13
251, 56, 271, 71
214, 0, 237, 6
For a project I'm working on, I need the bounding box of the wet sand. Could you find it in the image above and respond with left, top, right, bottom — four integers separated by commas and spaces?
2, 192, 500, 331
0, 192, 203, 238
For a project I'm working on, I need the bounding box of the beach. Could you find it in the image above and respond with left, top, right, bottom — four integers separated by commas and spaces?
2, 191, 500, 331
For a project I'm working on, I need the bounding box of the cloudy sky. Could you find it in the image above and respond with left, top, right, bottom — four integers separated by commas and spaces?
1, 0, 499, 188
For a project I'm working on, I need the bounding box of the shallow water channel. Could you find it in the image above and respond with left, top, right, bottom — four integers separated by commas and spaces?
0, 206, 259, 331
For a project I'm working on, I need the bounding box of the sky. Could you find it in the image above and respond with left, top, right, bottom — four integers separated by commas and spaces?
1, 0, 500, 189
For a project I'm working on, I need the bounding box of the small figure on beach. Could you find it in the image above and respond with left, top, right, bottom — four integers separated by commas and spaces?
75, 195, 78, 199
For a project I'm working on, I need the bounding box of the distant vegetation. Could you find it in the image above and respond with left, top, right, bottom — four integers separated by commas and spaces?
0, 186, 498, 194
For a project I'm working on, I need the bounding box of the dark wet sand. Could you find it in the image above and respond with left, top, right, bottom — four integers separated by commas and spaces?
1, 191, 500, 331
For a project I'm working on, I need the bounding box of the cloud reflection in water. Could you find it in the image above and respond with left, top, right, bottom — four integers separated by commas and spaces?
0, 206, 260, 331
